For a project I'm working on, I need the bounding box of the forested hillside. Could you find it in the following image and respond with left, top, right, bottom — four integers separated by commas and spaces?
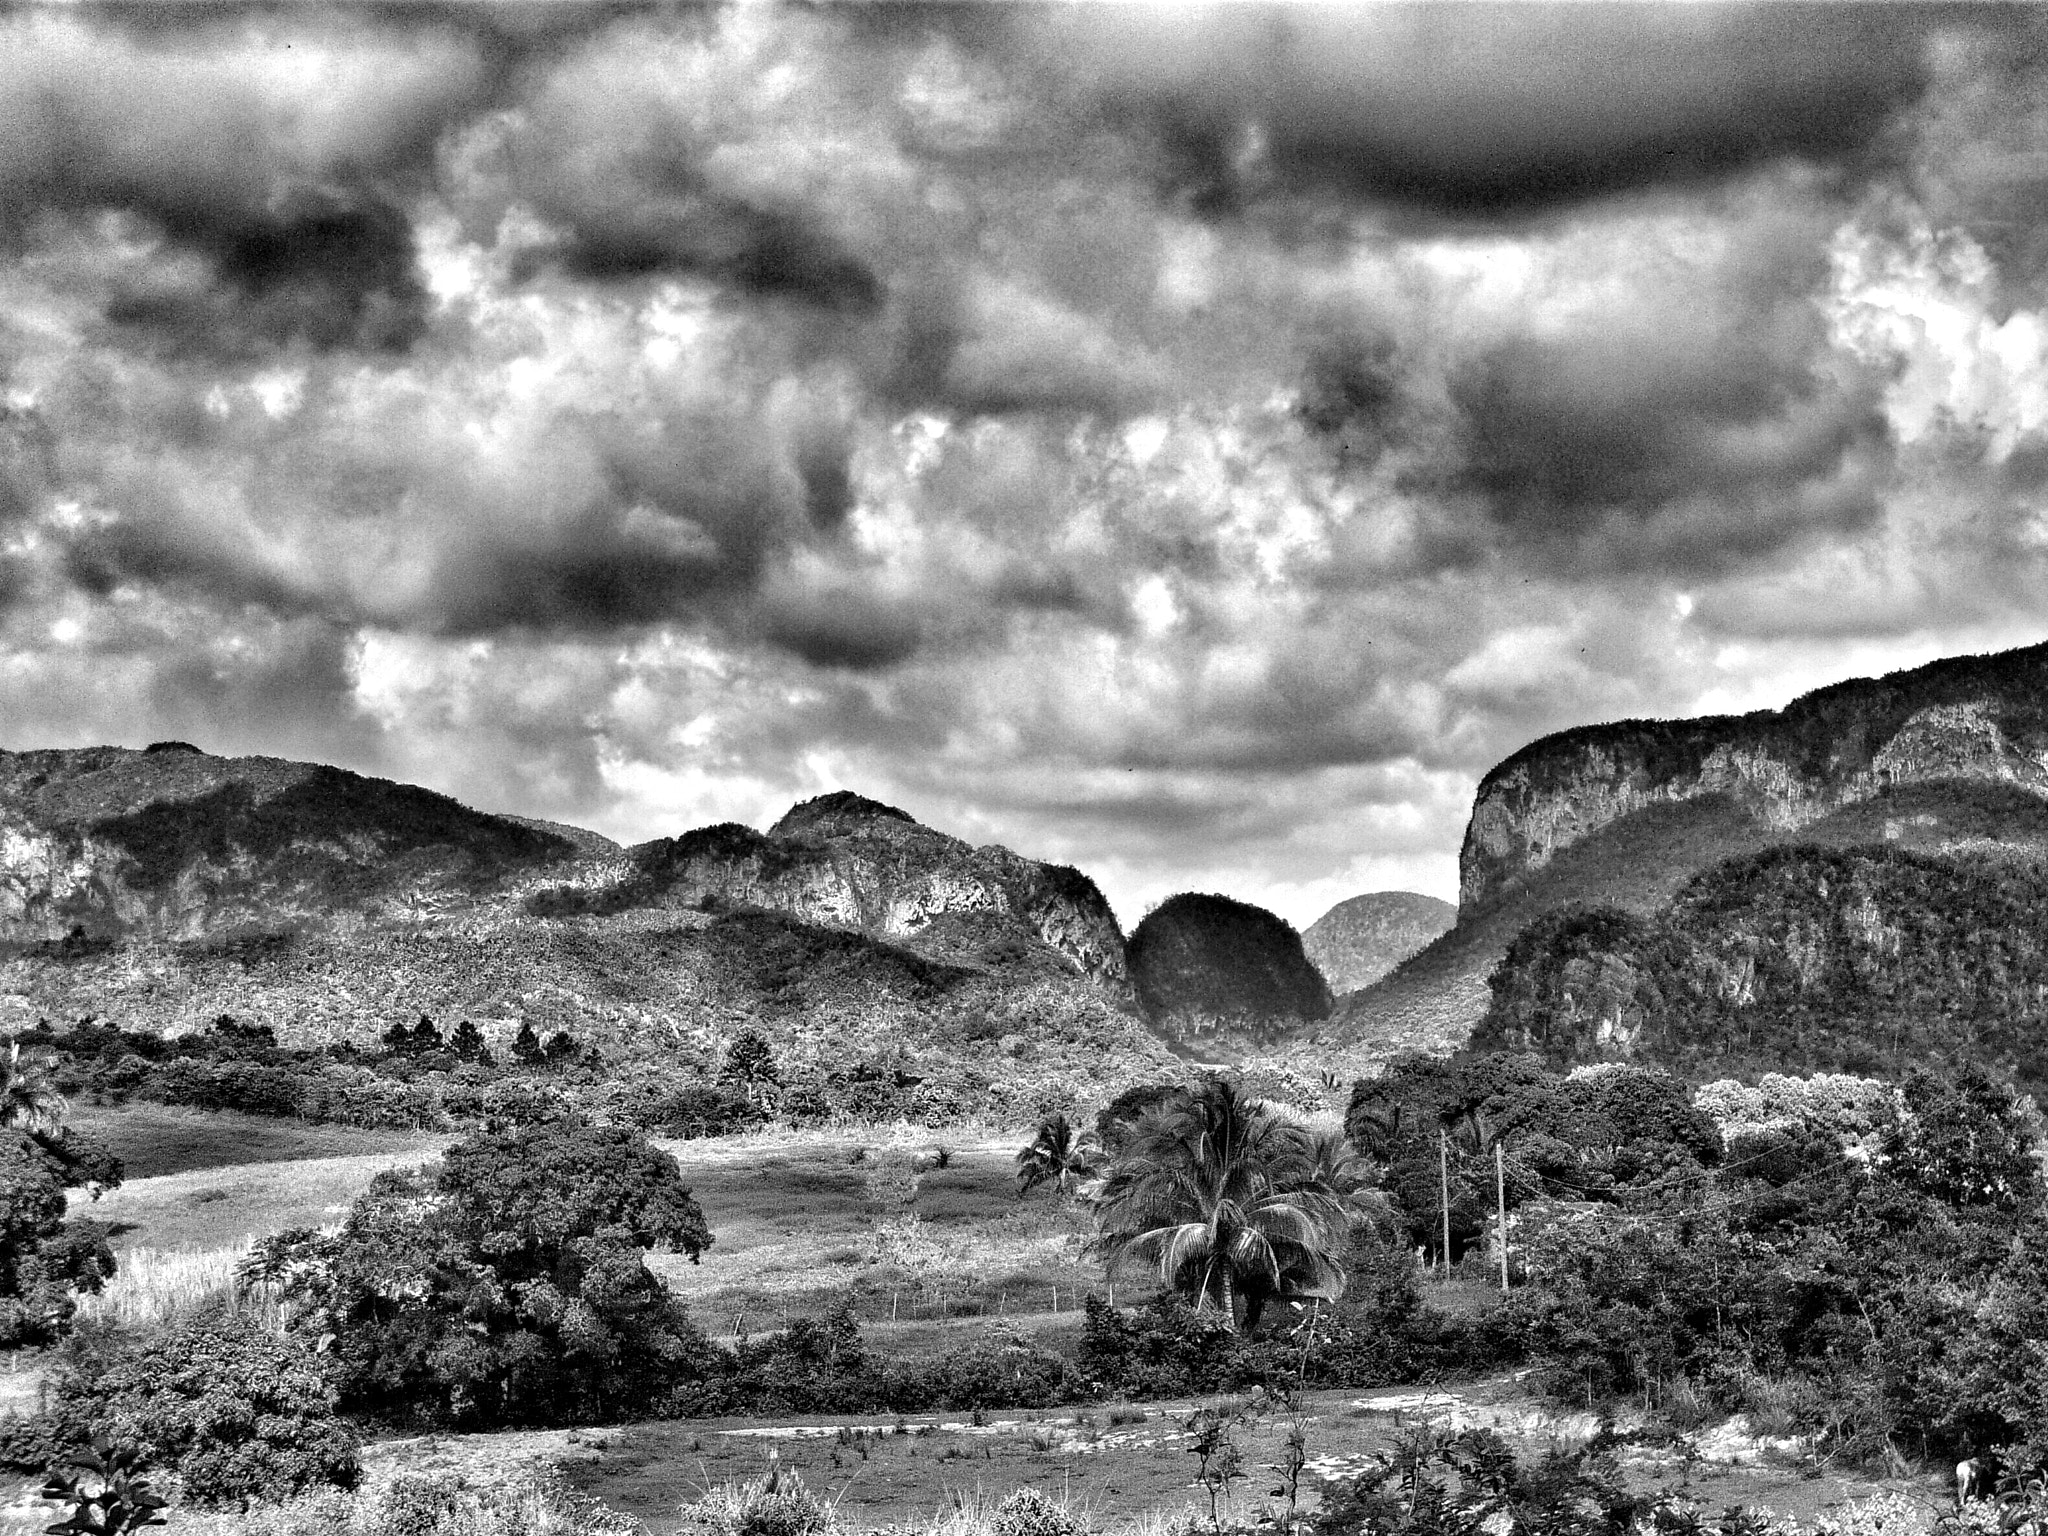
1473, 840, 2048, 1090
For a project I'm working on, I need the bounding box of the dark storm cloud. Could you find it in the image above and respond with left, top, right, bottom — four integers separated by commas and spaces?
756, 588, 924, 673
0, 11, 488, 353
1008, 4, 1937, 219
102, 191, 432, 355
528, 193, 884, 315
1441, 330, 1890, 575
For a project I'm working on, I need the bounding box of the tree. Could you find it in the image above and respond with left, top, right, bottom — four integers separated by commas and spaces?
0, 1040, 66, 1132
247, 1118, 716, 1428
719, 1030, 782, 1108
1016, 1113, 1097, 1198
1880, 1064, 2041, 1212
449, 1020, 491, 1066
511, 1020, 545, 1068
379, 1017, 442, 1060
1091, 1076, 1366, 1331
0, 1132, 117, 1348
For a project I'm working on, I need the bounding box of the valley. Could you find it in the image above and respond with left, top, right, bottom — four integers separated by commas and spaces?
7, 641, 2048, 1535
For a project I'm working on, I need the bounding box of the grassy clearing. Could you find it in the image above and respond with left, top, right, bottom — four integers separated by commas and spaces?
66, 1100, 447, 1180
56, 1120, 1119, 1336
647, 1141, 1110, 1340
71, 1146, 451, 1251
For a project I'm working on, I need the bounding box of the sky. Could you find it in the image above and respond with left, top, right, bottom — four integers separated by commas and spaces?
4, 3, 2048, 932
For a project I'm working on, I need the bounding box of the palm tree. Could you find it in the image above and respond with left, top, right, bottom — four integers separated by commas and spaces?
0, 1040, 66, 1132
1090, 1077, 1370, 1331
1016, 1113, 1098, 1198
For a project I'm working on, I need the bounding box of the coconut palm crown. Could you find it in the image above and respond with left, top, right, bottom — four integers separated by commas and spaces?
1090, 1076, 1369, 1330
1016, 1112, 1098, 1198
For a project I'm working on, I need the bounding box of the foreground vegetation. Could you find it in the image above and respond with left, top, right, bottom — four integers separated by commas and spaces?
0, 1031, 2043, 1534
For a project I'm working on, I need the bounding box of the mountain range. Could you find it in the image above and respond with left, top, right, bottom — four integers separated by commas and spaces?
7, 635, 2048, 1097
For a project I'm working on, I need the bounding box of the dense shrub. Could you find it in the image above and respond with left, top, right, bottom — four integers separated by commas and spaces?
1074, 1284, 1503, 1400
1311, 1425, 1644, 1536
25, 1312, 358, 1507
675, 1301, 1081, 1418
624, 1084, 764, 1139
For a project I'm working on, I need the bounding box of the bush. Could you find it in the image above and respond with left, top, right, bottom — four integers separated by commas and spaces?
991, 1487, 1081, 1536
677, 1464, 835, 1536
28, 1312, 358, 1507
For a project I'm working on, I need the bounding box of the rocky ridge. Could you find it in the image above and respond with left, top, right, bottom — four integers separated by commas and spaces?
0, 751, 1141, 1079
1462, 642, 2048, 909
0, 743, 581, 943
554, 790, 1129, 988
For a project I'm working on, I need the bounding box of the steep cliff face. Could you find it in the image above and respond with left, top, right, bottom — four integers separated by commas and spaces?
1461, 642, 2048, 910
0, 745, 589, 942
589, 791, 1130, 988
1333, 640, 2048, 1072
1302, 892, 1455, 995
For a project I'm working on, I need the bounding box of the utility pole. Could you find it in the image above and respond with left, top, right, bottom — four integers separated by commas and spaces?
1496, 1141, 1510, 1294
1439, 1128, 1452, 1277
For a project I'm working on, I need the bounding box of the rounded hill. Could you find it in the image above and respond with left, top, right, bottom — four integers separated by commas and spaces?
1302, 892, 1456, 995
1125, 893, 1333, 1032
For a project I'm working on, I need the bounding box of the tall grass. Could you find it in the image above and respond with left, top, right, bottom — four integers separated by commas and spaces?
74, 1245, 286, 1333
170, 1468, 643, 1536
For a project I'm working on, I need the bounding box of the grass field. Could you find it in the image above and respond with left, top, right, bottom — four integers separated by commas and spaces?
649, 1137, 1106, 1339
67, 1101, 446, 1180
72, 1146, 453, 1251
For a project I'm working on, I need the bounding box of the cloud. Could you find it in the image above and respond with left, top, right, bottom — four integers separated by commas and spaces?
0, 12, 489, 355
1004, 4, 1933, 217
5, 3, 2048, 927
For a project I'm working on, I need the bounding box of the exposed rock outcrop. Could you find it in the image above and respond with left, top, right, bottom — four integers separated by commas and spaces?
1462, 642, 2048, 909
0, 746, 581, 942
1302, 893, 1456, 995
565, 791, 1130, 988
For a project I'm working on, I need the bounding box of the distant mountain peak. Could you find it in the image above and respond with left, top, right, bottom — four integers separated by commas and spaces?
1303, 892, 1455, 995
769, 790, 920, 840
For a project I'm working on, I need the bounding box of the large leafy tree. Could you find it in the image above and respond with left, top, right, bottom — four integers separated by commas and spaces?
248, 1119, 716, 1428
1016, 1112, 1097, 1198
1091, 1076, 1368, 1331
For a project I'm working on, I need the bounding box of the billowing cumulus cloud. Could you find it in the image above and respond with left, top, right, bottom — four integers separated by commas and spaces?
5, 3, 2048, 926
